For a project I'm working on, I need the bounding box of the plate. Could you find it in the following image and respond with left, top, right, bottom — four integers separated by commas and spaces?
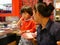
22, 33, 34, 39
0, 30, 4, 32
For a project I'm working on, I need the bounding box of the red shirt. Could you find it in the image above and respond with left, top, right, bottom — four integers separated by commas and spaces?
20, 18, 36, 33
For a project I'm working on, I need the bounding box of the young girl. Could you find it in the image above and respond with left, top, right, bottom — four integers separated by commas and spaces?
17, 6, 36, 45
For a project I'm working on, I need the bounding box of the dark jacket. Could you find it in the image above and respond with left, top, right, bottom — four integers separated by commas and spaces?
37, 19, 60, 45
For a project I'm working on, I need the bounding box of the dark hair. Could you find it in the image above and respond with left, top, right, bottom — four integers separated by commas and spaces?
37, 0, 43, 3
20, 6, 33, 16
34, 3, 54, 17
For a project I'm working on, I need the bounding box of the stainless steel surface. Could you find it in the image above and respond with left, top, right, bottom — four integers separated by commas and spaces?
0, 35, 7, 39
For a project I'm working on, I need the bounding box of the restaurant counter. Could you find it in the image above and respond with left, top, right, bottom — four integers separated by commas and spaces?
0, 31, 20, 45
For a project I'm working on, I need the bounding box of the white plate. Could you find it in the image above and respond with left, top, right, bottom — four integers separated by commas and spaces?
0, 30, 4, 32
25, 33, 33, 39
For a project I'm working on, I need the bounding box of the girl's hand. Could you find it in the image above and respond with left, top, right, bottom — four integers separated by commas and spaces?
21, 32, 34, 40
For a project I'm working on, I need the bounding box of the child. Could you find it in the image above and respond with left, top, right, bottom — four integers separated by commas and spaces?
17, 6, 36, 45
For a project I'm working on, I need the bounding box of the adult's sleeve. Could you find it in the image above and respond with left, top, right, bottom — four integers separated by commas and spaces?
55, 29, 60, 41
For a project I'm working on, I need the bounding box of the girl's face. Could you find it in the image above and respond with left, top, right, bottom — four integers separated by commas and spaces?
22, 12, 31, 20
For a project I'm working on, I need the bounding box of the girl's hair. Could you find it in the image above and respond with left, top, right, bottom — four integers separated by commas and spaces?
20, 6, 33, 16
34, 3, 54, 17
